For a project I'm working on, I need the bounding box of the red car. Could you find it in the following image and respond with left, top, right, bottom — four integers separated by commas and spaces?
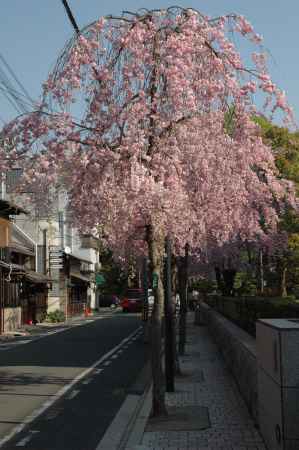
121, 288, 144, 313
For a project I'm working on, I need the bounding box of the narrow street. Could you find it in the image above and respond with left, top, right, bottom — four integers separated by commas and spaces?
0, 313, 149, 450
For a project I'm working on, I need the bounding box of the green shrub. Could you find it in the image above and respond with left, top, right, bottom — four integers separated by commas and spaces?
234, 272, 257, 295
46, 310, 65, 323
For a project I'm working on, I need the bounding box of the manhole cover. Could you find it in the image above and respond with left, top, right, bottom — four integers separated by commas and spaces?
146, 405, 210, 431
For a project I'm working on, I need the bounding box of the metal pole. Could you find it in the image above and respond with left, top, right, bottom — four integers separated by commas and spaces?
178, 243, 189, 355
165, 235, 175, 392
60, 0, 80, 34
142, 257, 149, 342
260, 249, 264, 294
43, 229, 47, 274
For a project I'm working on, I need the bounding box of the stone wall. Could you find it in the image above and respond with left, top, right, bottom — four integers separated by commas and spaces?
200, 302, 258, 424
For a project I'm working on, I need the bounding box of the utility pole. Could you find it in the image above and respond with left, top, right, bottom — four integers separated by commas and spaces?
60, 0, 80, 34
164, 235, 175, 392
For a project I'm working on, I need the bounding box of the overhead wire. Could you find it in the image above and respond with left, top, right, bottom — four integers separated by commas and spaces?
0, 52, 36, 120
0, 52, 34, 105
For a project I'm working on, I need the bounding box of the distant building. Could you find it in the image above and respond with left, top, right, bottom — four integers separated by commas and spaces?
0, 169, 101, 329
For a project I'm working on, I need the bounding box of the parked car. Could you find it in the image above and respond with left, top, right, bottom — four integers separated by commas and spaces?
98, 294, 120, 308
121, 288, 144, 313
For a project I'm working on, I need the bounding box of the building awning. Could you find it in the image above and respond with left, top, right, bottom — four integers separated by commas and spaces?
0, 199, 28, 217
0, 260, 25, 274
24, 270, 51, 284
0, 261, 51, 285
9, 243, 35, 256
70, 272, 90, 283
68, 253, 93, 265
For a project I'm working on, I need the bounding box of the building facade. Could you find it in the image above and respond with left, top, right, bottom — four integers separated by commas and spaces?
0, 170, 101, 330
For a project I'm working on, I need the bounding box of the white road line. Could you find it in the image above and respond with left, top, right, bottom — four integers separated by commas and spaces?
0, 325, 142, 448
111, 354, 118, 359
46, 410, 60, 420
103, 361, 111, 366
0, 316, 108, 352
94, 369, 103, 374
67, 389, 80, 400
16, 435, 31, 447
16, 430, 39, 447
9, 340, 30, 345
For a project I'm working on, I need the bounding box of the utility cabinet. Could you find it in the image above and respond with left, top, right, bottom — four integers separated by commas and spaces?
256, 319, 299, 450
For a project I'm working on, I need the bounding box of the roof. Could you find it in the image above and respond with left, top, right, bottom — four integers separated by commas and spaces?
24, 270, 51, 284
0, 199, 28, 217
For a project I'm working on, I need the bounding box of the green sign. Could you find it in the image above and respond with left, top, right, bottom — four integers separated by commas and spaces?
152, 273, 158, 289
95, 273, 105, 286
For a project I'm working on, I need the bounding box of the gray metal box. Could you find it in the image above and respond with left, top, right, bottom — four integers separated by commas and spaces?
256, 319, 299, 450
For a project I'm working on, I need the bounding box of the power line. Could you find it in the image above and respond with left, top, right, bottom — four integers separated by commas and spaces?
0, 53, 36, 117
60, 0, 80, 35
0, 85, 24, 115
0, 52, 34, 105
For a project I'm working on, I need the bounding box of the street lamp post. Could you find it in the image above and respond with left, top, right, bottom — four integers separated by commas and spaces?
164, 235, 175, 392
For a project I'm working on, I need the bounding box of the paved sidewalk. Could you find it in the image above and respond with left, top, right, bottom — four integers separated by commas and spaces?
126, 313, 266, 450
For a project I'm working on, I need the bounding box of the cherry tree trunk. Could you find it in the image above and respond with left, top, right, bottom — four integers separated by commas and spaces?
147, 224, 167, 417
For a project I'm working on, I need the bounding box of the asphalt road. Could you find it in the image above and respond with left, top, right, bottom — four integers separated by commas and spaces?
0, 312, 149, 450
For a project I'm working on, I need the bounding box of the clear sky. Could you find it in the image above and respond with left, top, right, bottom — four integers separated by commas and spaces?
0, 0, 298, 126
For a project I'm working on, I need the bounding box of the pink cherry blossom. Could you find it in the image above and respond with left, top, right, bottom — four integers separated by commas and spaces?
1, 7, 296, 261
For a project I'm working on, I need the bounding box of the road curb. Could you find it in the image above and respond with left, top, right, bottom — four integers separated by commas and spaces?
120, 384, 152, 450
95, 359, 152, 450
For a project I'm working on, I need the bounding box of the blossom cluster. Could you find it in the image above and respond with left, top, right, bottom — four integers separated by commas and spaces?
2, 7, 297, 262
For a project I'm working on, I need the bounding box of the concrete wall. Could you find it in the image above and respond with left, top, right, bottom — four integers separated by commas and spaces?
3, 307, 22, 332
200, 302, 258, 424
47, 296, 61, 313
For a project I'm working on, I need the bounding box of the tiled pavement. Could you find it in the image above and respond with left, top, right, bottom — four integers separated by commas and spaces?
129, 313, 266, 450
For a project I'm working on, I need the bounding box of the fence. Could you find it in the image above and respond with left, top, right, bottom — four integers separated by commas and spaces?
205, 294, 299, 336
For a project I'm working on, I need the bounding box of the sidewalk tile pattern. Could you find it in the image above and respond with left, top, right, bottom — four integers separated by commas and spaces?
137, 316, 266, 449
